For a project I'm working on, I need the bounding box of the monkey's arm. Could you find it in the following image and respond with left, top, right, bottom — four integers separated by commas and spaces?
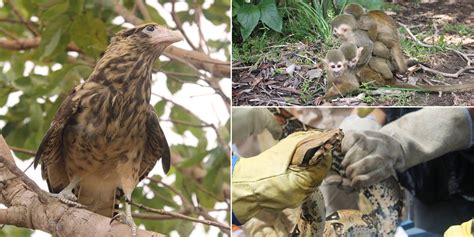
354, 31, 374, 66
325, 74, 360, 98
373, 41, 390, 59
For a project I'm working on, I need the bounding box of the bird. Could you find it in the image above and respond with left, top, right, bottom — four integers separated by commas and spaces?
34, 23, 183, 236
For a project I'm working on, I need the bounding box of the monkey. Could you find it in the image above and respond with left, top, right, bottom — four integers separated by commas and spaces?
323, 49, 360, 98
357, 65, 386, 85
344, 4, 407, 73
331, 15, 374, 66
373, 41, 391, 59
343, 3, 378, 41
339, 42, 363, 71
343, 3, 365, 20
369, 57, 393, 79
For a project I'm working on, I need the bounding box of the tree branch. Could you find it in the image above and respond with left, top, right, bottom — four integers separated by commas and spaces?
0, 136, 164, 236
130, 201, 230, 234
0, 37, 80, 52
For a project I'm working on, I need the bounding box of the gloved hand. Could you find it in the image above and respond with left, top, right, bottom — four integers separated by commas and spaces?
232, 130, 337, 223
341, 108, 472, 189
232, 108, 282, 143
243, 209, 296, 237
444, 219, 473, 237
321, 112, 382, 214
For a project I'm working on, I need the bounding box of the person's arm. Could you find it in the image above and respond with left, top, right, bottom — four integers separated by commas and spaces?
341, 108, 473, 189
232, 108, 282, 143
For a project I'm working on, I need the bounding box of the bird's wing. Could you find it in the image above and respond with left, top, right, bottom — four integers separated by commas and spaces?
34, 88, 80, 193
139, 105, 171, 180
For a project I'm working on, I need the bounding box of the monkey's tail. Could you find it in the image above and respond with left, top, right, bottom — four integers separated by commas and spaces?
391, 46, 407, 73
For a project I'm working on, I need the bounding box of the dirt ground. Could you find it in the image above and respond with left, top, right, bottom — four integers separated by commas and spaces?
232, 2, 474, 106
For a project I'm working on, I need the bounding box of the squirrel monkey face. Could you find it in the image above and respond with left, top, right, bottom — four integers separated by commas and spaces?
324, 49, 347, 78
333, 24, 352, 39
328, 60, 345, 78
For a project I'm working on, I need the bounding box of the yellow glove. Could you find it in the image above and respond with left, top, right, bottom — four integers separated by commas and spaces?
232, 130, 338, 223
444, 219, 473, 237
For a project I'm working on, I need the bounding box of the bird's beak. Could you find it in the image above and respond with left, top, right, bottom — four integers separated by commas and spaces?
153, 27, 183, 46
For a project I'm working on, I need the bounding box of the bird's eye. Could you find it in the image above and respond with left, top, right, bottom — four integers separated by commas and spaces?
145, 25, 155, 32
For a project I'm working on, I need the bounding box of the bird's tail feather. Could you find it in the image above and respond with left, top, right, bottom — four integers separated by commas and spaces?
77, 176, 116, 217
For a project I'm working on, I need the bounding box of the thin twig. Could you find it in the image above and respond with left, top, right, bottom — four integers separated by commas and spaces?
152, 93, 230, 159
148, 177, 193, 209
9, 146, 36, 156
419, 64, 474, 78
136, 0, 151, 20
130, 201, 230, 233
171, 0, 198, 50
399, 23, 473, 78
7, 2, 39, 36
194, 3, 210, 54
0, 28, 18, 40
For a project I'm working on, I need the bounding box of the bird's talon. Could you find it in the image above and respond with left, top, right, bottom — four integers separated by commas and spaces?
111, 212, 137, 236
110, 212, 125, 225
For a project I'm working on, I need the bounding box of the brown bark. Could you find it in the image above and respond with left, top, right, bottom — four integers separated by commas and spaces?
0, 136, 164, 237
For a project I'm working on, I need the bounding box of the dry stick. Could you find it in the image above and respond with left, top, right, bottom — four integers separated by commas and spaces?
399, 23, 474, 78
130, 201, 231, 233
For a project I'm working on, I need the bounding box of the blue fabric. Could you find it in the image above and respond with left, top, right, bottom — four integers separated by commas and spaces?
232, 155, 239, 173
232, 211, 242, 226
231, 154, 241, 225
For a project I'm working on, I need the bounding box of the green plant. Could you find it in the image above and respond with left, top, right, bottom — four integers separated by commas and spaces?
234, 0, 283, 40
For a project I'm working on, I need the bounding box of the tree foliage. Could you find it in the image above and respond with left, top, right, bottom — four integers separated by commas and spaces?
0, 0, 230, 236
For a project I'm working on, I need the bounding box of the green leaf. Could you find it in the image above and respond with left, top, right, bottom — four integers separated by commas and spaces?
166, 77, 183, 94
0, 87, 12, 107
70, 13, 107, 57
176, 220, 194, 236
42, 28, 62, 59
145, 5, 166, 25
12, 77, 33, 94
68, 0, 85, 14
237, 4, 260, 40
258, 0, 282, 32
41, 1, 69, 21
154, 100, 167, 117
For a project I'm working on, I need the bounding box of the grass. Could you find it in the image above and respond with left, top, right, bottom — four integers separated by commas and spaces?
233, 1, 335, 64
300, 77, 324, 105
358, 83, 416, 106
443, 23, 474, 36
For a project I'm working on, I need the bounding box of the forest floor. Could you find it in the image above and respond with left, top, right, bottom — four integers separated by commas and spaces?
232, 2, 474, 106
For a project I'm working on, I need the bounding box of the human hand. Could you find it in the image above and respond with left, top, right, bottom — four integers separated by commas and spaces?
341, 108, 471, 189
